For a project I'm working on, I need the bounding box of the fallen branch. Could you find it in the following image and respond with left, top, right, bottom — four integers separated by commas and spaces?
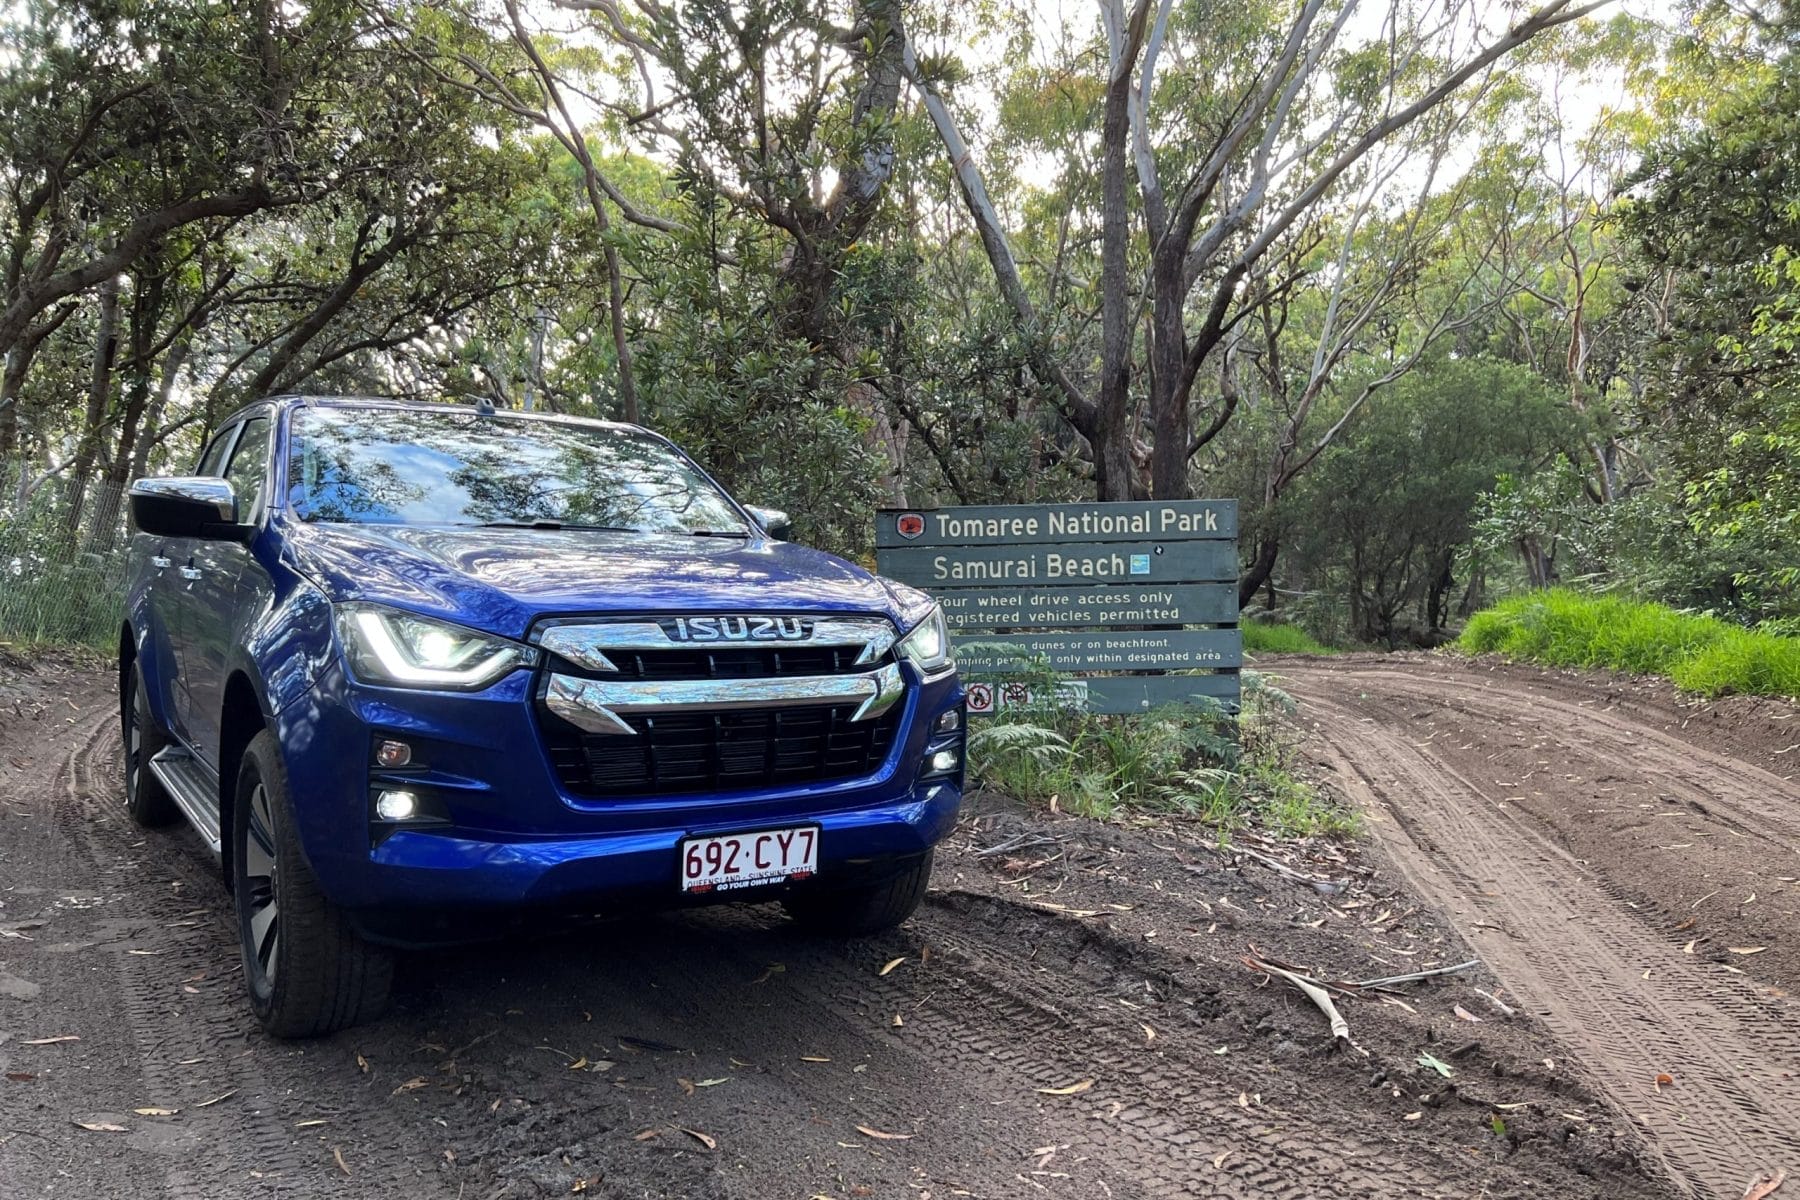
1223, 843, 1352, 897
1474, 987, 1517, 1017
975, 832, 1061, 858
1243, 953, 1350, 1043
1352, 960, 1481, 989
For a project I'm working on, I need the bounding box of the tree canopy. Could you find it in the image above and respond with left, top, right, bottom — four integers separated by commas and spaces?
2, 0, 1795, 645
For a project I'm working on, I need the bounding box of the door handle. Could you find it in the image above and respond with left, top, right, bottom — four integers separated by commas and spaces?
150, 556, 172, 569
179, 566, 202, 581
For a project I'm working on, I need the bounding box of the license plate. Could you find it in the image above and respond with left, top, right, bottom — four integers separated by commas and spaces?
680, 826, 818, 893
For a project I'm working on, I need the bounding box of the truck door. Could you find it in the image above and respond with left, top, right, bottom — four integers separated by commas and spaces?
163, 425, 241, 748
179, 413, 273, 771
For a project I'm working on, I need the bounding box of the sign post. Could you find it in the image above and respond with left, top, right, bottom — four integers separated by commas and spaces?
876, 501, 1240, 716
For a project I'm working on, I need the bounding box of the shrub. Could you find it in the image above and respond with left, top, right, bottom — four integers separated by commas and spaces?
1241, 620, 1336, 656
1458, 588, 1800, 698
965, 661, 1358, 837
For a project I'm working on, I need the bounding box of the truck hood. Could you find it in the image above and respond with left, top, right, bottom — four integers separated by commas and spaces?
280, 520, 921, 639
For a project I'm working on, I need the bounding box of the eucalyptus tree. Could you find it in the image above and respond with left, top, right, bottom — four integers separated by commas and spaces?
906, 0, 1611, 501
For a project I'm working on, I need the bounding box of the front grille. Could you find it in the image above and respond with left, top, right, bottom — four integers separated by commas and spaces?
551, 645, 870, 681
542, 702, 903, 799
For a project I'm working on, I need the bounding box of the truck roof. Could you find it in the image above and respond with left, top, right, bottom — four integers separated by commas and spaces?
232, 393, 650, 438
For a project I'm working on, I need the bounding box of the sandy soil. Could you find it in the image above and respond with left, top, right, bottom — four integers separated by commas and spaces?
0, 650, 1689, 1198
1277, 651, 1800, 1200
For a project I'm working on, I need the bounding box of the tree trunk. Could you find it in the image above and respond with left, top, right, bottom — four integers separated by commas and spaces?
63, 275, 122, 536
1094, 12, 1138, 502
129, 334, 191, 483
1239, 535, 1279, 609
1147, 248, 1191, 499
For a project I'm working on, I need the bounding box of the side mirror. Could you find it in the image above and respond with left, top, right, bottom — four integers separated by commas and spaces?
129, 477, 244, 540
745, 505, 793, 540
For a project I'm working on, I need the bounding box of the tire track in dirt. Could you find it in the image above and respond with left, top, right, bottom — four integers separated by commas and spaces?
51, 713, 448, 1198
1283, 661, 1800, 1200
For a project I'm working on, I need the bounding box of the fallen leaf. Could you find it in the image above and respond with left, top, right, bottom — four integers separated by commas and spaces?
1730, 946, 1768, 955
892, 1014, 904, 1027
632, 1129, 659, 1142
1453, 1005, 1483, 1023
73, 1121, 126, 1132
695, 1078, 729, 1087
133, 1107, 178, 1116
800, 1056, 831, 1063
1036, 1079, 1094, 1096
1236, 1092, 1250, 1108
677, 1078, 695, 1096
1402, 1111, 1422, 1121
1492, 1102, 1529, 1112
679, 1127, 717, 1150
194, 1088, 238, 1108
22, 1035, 79, 1045
854, 1125, 913, 1140
568, 1058, 589, 1071
356, 1054, 369, 1074
333, 1147, 351, 1176
1141, 1024, 1156, 1044
391, 1077, 429, 1095
1683, 940, 1697, 954
1654, 1072, 1673, 1091
296, 1119, 329, 1128
1742, 1168, 1786, 1200
1212, 1149, 1232, 1169
1417, 1053, 1454, 1078
878, 957, 907, 977
1673, 917, 1696, 932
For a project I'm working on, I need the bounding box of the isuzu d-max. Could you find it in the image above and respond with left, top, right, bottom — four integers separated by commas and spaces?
120, 396, 963, 1037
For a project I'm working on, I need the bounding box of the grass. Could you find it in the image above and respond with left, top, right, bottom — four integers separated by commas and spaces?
1458, 588, 1800, 699
1241, 620, 1336, 656
966, 671, 1359, 838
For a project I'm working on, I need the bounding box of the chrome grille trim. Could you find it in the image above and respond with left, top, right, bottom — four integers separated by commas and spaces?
544, 663, 906, 736
537, 616, 897, 674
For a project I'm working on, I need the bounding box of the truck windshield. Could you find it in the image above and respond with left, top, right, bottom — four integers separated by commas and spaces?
286, 407, 749, 534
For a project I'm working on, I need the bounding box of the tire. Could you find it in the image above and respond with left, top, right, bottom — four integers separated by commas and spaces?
783, 851, 934, 936
234, 730, 391, 1038
122, 661, 178, 827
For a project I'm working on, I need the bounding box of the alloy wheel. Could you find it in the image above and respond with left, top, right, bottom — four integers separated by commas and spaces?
241, 782, 280, 987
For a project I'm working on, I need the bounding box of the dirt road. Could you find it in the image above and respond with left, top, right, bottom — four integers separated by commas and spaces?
3, 653, 1675, 1199
1282, 653, 1800, 1200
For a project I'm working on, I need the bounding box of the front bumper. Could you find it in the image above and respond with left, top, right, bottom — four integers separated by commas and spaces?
274, 655, 963, 930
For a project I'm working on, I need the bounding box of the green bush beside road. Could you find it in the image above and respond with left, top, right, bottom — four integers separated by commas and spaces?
1459, 590, 1800, 699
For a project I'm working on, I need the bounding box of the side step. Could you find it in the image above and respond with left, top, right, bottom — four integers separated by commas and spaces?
147, 748, 223, 855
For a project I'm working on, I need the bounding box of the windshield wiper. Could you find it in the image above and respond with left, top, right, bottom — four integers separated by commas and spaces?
473, 520, 638, 532
688, 528, 752, 538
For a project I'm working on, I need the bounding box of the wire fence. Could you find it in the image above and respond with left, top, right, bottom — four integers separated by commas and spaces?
0, 475, 130, 650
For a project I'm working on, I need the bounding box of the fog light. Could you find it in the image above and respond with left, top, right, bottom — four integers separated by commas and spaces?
928, 749, 960, 774
933, 708, 962, 733
375, 789, 419, 821
376, 739, 412, 768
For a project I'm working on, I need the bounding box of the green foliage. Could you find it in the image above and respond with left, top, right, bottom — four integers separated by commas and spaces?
1458, 589, 1800, 698
966, 666, 1357, 837
1241, 621, 1336, 656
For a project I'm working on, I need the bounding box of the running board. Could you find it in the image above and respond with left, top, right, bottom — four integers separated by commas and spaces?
147, 748, 223, 856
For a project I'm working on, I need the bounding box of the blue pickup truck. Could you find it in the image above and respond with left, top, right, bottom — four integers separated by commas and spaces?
120, 396, 963, 1037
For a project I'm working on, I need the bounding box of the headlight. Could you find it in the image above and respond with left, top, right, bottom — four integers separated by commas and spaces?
334, 602, 536, 690
896, 606, 954, 676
